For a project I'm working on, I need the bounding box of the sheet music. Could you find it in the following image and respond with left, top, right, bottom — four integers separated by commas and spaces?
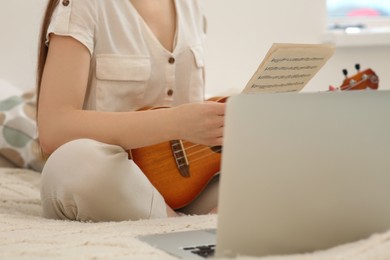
242, 43, 335, 94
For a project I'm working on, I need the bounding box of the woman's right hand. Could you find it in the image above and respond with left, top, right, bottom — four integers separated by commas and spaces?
171, 101, 226, 147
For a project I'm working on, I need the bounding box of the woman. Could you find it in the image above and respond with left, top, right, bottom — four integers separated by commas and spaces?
37, 0, 225, 222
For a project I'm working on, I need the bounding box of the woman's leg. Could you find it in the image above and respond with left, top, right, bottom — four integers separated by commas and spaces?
178, 175, 219, 215
40, 139, 168, 221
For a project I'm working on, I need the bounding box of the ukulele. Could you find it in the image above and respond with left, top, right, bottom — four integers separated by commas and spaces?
128, 96, 228, 209
329, 64, 379, 91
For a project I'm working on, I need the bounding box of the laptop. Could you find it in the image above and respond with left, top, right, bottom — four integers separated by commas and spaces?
138, 90, 390, 259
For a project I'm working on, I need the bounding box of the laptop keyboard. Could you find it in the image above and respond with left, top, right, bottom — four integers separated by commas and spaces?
183, 244, 216, 258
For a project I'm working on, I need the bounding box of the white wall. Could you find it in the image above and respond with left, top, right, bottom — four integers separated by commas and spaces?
0, 0, 47, 91
202, 0, 390, 97
0, 0, 389, 95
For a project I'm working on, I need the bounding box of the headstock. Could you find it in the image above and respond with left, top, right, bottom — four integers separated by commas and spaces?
329, 64, 379, 91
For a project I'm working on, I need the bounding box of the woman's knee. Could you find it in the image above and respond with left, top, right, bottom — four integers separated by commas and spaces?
40, 139, 167, 221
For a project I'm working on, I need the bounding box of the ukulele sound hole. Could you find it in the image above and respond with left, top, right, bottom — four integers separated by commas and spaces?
210, 145, 223, 153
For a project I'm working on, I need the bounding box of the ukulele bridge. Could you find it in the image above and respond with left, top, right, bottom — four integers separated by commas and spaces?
170, 140, 190, 177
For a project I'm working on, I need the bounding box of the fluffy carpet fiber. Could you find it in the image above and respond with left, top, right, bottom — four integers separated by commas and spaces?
1, 167, 390, 259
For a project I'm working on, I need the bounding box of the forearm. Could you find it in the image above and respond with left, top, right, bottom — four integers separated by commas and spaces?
38, 108, 178, 155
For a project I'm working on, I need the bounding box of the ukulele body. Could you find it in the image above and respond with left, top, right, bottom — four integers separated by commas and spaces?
130, 140, 221, 209
129, 96, 227, 209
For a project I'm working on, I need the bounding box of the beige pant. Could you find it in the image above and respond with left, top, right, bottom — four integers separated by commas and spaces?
40, 139, 219, 222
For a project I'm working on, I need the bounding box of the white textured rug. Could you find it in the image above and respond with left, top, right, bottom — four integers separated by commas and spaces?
1, 167, 390, 259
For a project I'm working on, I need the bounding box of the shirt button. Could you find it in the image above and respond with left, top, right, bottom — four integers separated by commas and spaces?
62, 0, 70, 6
168, 57, 175, 64
167, 89, 174, 96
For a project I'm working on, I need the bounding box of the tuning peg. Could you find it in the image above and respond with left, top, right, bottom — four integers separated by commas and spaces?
342, 69, 348, 78
355, 63, 361, 72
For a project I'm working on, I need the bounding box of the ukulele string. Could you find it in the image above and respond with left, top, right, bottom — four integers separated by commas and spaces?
343, 78, 367, 90
180, 141, 218, 157
343, 78, 374, 90
186, 146, 220, 158
177, 141, 222, 164
186, 150, 222, 164
181, 141, 223, 155
179, 142, 199, 151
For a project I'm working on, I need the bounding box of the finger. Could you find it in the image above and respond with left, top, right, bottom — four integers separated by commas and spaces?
214, 102, 226, 115
204, 102, 226, 115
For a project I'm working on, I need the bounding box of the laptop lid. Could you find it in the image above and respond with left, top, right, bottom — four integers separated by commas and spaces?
216, 90, 390, 258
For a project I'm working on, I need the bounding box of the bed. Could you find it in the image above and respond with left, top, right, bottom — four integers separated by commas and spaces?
1, 84, 390, 259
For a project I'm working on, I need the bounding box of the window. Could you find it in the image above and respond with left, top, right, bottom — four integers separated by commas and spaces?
328, 0, 390, 30
328, 0, 390, 18
325, 0, 390, 47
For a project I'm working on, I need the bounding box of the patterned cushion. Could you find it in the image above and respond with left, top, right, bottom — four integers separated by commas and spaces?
0, 91, 44, 171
